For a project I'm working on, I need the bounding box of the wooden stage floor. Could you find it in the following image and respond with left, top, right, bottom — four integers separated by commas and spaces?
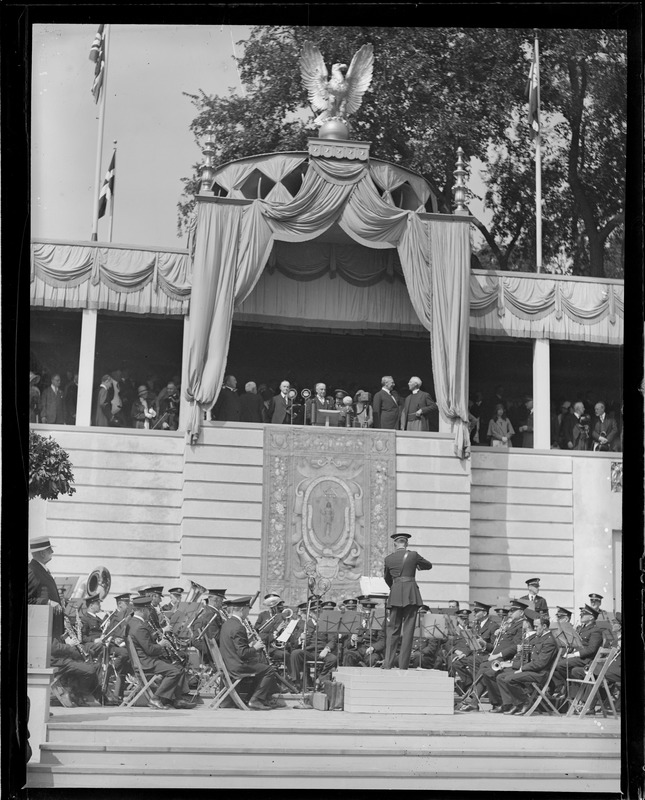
28, 704, 621, 792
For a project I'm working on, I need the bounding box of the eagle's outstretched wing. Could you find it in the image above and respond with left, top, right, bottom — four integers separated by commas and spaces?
344, 44, 374, 116
300, 41, 329, 113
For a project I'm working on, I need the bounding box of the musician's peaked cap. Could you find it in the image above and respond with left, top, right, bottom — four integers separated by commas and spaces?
226, 595, 253, 607
525, 577, 540, 586
85, 594, 101, 604
494, 607, 510, 615
132, 595, 153, 607
509, 599, 529, 610
114, 593, 131, 602
139, 585, 163, 595
168, 587, 184, 595
343, 598, 359, 606
391, 533, 411, 541
580, 604, 599, 618
361, 601, 377, 609
208, 589, 227, 597
321, 601, 336, 609
523, 608, 540, 620
588, 593, 603, 601
556, 606, 572, 616
473, 601, 491, 611
457, 609, 471, 616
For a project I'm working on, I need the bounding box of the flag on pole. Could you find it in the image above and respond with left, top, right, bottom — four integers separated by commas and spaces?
89, 24, 105, 103
98, 151, 115, 218
527, 57, 540, 140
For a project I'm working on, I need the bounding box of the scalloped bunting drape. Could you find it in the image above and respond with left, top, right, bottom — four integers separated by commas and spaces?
185, 155, 472, 458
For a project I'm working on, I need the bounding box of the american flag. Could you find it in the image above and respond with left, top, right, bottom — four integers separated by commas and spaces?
89, 24, 105, 103
526, 57, 540, 140
98, 151, 115, 218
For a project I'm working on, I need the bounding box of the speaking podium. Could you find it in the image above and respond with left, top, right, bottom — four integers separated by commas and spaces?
315, 409, 342, 427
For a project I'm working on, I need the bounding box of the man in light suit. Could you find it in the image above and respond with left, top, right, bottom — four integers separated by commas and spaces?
267, 380, 292, 424
372, 375, 401, 430
400, 376, 438, 432
383, 533, 432, 669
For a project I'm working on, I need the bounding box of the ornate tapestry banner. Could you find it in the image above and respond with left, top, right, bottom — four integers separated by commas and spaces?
261, 426, 396, 606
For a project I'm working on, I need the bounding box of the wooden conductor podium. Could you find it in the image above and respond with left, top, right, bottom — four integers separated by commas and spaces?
335, 667, 454, 714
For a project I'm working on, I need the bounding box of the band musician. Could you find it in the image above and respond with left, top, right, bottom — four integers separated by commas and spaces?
552, 604, 603, 696
520, 577, 549, 615
219, 596, 280, 710
342, 601, 386, 667
383, 533, 432, 670
289, 601, 338, 687
126, 595, 194, 710
495, 610, 558, 715
471, 599, 527, 713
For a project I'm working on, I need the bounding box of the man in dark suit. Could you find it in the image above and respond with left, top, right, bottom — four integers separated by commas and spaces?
495, 610, 558, 714
400, 376, 438, 432
305, 382, 334, 425
239, 381, 266, 423
560, 401, 590, 450
27, 536, 65, 638
267, 380, 292, 424
212, 374, 241, 421
520, 577, 549, 616
126, 595, 194, 709
383, 533, 432, 669
590, 402, 619, 451
372, 375, 401, 430
219, 596, 279, 710
39, 373, 66, 425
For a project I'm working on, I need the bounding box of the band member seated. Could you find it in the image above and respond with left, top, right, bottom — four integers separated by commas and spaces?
289, 601, 338, 686
126, 595, 194, 709
255, 593, 285, 644
552, 604, 604, 696
520, 577, 549, 615
99, 592, 134, 703
587, 593, 611, 621
50, 634, 102, 707
447, 609, 477, 686
570, 613, 621, 697
495, 610, 558, 715
162, 587, 184, 613
219, 595, 280, 710
137, 585, 167, 635
342, 601, 386, 667
472, 599, 527, 712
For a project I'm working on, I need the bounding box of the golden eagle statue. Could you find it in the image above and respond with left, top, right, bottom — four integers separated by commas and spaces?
300, 41, 374, 126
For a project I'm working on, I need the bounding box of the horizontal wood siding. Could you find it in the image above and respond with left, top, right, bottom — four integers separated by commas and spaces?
396, 434, 472, 606
30, 427, 184, 603
181, 423, 264, 596
470, 448, 574, 610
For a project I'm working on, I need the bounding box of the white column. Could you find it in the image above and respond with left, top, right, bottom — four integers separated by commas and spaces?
178, 315, 191, 432
532, 338, 551, 449
76, 309, 98, 426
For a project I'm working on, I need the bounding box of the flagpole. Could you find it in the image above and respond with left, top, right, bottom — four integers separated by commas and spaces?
91, 24, 110, 242
534, 29, 542, 274
108, 140, 117, 243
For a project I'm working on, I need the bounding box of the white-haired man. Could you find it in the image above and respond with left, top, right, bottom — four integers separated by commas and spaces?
373, 376, 401, 430
306, 382, 333, 425
400, 376, 438, 432
239, 381, 265, 423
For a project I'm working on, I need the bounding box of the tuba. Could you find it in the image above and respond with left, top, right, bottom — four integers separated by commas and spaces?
185, 580, 207, 604
86, 566, 111, 601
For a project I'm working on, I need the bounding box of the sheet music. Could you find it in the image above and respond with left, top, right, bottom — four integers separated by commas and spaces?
276, 618, 298, 643
359, 576, 390, 596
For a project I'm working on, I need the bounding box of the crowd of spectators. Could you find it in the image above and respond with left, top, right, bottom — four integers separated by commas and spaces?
30, 368, 622, 451
468, 385, 622, 452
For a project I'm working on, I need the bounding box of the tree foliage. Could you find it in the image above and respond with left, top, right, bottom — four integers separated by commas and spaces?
178, 26, 626, 277
29, 430, 76, 501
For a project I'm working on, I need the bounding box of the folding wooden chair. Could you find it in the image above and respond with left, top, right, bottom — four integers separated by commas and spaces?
205, 637, 249, 711
120, 637, 161, 708
566, 646, 619, 718
523, 648, 563, 717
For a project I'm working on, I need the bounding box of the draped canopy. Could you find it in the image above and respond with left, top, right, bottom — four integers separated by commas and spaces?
185, 151, 472, 457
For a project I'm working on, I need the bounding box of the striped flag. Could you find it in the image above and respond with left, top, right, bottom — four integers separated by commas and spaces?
527, 57, 539, 140
89, 24, 105, 103
98, 151, 115, 218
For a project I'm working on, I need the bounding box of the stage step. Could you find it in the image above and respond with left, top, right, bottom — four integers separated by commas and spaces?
29, 708, 620, 791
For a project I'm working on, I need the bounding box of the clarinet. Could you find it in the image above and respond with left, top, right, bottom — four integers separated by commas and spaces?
64, 615, 91, 662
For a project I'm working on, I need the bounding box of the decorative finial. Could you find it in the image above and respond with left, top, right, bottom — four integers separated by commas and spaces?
299, 42, 374, 140
452, 146, 468, 215
199, 130, 216, 193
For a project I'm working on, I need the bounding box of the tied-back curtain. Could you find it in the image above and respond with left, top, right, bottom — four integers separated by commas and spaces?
185, 154, 472, 458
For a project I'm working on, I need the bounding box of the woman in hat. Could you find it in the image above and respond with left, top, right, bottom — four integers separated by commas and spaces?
29, 372, 41, 423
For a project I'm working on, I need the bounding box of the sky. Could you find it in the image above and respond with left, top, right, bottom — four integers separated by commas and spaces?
31, 24, 251, 249
31, 23, 491, 252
